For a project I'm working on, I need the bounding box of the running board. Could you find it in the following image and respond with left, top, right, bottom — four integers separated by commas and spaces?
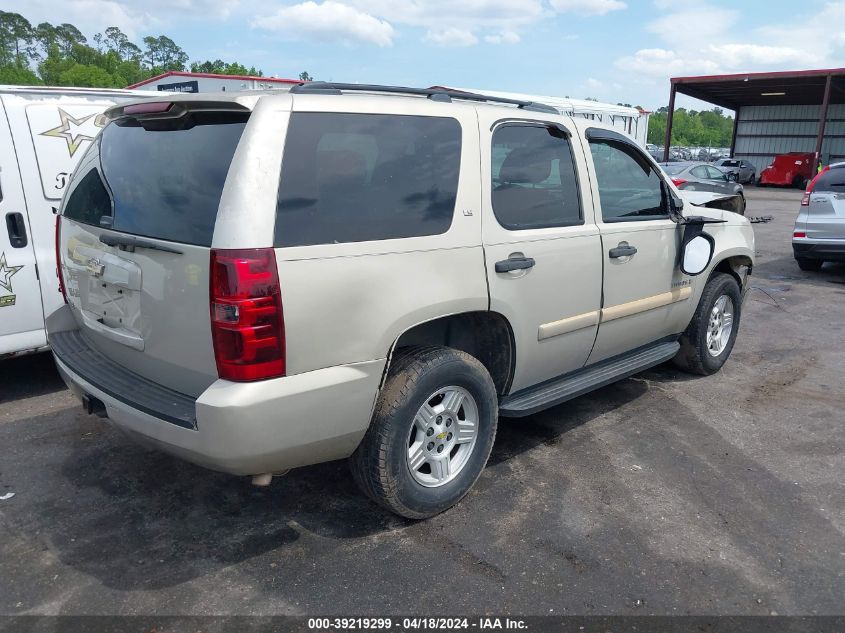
499, 341, 680, 418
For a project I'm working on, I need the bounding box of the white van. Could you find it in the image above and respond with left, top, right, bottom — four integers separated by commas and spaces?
0, 86, 146, 357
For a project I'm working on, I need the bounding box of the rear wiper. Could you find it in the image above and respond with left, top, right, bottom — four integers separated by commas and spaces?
99, 234, 183, 254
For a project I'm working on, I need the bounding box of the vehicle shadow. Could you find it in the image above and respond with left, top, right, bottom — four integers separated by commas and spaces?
4, 367, 657, 592
0, 352, 66, 403
2, 354, 841, 615
33, 364, 693, 590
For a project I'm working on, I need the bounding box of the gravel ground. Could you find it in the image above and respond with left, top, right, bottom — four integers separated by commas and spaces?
0, 186, 842, 616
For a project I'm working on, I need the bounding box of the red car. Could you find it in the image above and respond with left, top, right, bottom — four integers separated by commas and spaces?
759, 152, 815, 188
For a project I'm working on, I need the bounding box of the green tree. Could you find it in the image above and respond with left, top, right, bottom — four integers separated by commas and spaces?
0, 11, 37, 67
0, 63, 41, 84
3, 10, 266, 89
58, 62, 119, 87
299, 70, 313, 82
55, 23, 86, 56
647, 107, 734, 148
143, 35, 187, 71
190, 59, 262, 76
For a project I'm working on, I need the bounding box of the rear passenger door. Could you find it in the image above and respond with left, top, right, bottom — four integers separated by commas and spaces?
479, 112, 602, 393
580, 127, 689, 364
689, 165, 719, 192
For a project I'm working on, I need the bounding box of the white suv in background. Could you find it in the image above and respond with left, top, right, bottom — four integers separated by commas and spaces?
49, 84, 755, 518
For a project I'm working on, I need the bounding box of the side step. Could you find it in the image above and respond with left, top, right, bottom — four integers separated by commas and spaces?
499, 340, 680, 418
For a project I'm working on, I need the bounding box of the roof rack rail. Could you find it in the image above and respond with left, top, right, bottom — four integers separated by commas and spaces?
289, 82, 559, 114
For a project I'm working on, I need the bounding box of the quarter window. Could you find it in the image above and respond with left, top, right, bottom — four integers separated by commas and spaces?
490, 124, 582, 230
63, 167, 111, 226
588, 139, 667, 222
275, 113, 461, 247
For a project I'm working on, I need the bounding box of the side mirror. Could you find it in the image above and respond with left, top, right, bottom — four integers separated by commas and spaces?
681, 227, 715, 276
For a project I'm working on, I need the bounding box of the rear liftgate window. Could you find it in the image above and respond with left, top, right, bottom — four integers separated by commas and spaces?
275, 113, 462, 246
814, 167, 845, 192
63, 111, 248, 247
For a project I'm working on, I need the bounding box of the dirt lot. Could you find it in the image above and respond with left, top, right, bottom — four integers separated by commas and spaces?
0, 186, 843, 616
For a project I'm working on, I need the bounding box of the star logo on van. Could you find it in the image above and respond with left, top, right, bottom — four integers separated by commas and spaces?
0, 252, 23, 295
40, 109, 98, 157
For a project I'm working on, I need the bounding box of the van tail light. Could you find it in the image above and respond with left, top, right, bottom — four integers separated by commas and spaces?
793, 231, 806, 238
210, 248, 285, 381
802, 165, 829, 205
55, 216, 67, 304
671, 178, 687, 187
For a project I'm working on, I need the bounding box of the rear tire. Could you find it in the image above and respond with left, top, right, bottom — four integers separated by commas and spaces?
350, 346, 498, 519
796, 258, 823, 272
673, 273, 742, 376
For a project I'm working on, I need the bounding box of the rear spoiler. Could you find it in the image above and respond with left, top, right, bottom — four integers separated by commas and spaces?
104, 99, 252, 124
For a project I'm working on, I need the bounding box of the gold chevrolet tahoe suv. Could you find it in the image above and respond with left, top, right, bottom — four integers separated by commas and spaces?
48, 84, 755, 518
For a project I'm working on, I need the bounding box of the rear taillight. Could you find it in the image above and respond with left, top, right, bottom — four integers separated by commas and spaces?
793, 231, 806, 238
210, 248, 285, 381
55, 216, 67, 304
802, 165, 829, 205
671, 178, 687, 187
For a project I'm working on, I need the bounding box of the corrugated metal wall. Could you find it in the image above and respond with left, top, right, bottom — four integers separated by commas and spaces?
734, 104, 845, 173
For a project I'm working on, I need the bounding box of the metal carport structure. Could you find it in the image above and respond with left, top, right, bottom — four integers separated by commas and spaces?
664, 68, 845, 172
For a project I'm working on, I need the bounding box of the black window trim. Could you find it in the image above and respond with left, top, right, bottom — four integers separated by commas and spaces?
490, 120, 585, 232
586, 127, 672, 224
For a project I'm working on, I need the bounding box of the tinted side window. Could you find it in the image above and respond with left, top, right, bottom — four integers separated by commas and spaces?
690, 166, 709, 178
814, 167, 845, 192
491, 124, 582, 230
63, 166, 111, 226
275, 113, 461, 247
588, 140, 667, 222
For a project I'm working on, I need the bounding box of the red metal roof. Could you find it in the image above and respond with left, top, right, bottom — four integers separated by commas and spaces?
126, 71, 300, 89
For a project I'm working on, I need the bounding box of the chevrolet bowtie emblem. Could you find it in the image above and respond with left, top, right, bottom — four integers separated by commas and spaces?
86, 258, 105, 277
436, 431, 448, 440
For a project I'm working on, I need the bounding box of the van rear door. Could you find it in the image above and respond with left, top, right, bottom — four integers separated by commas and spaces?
59, 102, 250, 396
0, 97, 46, 355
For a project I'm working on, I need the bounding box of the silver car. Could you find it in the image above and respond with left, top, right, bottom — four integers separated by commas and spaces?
714, 158, 756, 184
793, 162, 845, 271
659, 162, 745, 209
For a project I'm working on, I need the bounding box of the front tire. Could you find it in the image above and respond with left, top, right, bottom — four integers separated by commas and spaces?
673, 273, 742, 376
350, 346, 498, 519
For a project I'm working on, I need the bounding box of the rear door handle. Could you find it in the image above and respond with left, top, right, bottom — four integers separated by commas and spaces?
5, 213, 28, 248
495, 256, 536, 273
609, 242, 637, 258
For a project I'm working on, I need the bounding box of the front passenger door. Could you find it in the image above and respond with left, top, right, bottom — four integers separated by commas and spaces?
583, 130, 690, 364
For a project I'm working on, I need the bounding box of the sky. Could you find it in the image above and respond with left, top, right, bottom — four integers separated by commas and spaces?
8, 0, 845, 110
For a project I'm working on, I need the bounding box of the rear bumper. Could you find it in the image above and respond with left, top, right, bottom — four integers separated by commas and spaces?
793, 239, 845, 261
51, 327, 384, 476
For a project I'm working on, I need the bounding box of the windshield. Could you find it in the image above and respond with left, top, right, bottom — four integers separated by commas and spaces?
660, 164, 687, 176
